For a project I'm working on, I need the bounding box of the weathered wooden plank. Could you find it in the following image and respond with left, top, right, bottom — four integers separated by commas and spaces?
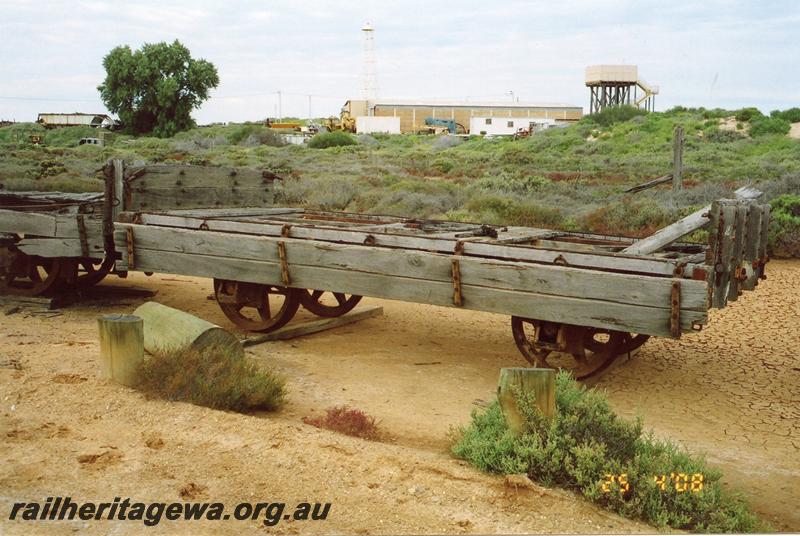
621, 186, 762, 255
624, 174, 672, 194
241, 305, 383, 345
123, 164, 275, 212
159, 207, 304, 218
741, 204, 762, 291
0, 210, 57, 236
115, 246, 705, 337
16, 237, 104, 258
0, 210, 104, 241
125, 164, 265, 188
727, 204, 749, 301
704, 201, 722, 308
114, 224, 708, 311
113, 159, 124, 219
124, 213, 694, 277
126, 187, 274, 212
757, 204, 771, 280
713, 203, 737, 309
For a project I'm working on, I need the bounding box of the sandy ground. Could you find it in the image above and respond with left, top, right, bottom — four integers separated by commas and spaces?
789, 122, 800, 140
1, 261, 798, 534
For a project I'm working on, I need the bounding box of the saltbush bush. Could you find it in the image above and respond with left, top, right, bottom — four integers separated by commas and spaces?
734, 107, 763, 122
771, 107, 800, 123
585, 106, 648, 127
581, 198, 674, 237
308, 131, 357, 149
749, 116, 791, 137
452, 372, 765, 532
135, 341, 286, 412
769, 194, 800, 257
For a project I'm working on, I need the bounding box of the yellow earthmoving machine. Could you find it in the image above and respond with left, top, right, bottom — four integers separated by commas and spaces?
324, 110, 356, 133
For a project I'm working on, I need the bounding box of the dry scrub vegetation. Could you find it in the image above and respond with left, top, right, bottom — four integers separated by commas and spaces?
134, 341, 286, 412
1, 106, 798, 255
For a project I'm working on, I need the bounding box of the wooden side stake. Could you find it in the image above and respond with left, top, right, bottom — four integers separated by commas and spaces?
497, 367, 555, 436
125, 227, 135, 269
451, 258, 463, 306
670, 280, 681, 338
278, 241, 290, 286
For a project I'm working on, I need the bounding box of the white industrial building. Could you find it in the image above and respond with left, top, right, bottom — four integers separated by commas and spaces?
469, 117, 557, 136
355, 116, 401, 134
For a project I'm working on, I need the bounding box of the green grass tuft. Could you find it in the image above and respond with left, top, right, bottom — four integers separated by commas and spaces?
452, 371, 767, 533
134, 341, 286, 412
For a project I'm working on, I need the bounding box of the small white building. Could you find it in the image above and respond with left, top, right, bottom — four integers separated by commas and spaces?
37, 113, 115, 129
355, 116, 401, 134
469, 117, 556, 136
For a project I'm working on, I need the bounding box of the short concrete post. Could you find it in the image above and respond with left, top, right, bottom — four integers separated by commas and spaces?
497, 367, 555, 436
98, 314, 144, 387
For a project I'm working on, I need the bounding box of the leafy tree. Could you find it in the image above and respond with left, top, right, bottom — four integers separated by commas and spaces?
98, 40, 219, 137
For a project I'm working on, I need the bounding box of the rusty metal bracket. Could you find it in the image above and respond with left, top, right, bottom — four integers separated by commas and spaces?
672, 262, 686, 277
670, 280, 681, 338
281, 224, 292, 238
76, 214, 89, 257
277, 241, 290, 286
125, 227, 135, 270
454, 240, 465, 255
451, 258, 463, 306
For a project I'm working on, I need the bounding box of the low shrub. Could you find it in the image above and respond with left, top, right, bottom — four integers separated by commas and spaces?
769, 194, 800, 257
581, 198, 673, 237
749, 116, 791, 137
585, 106, 648, 127
705, 129, 745, 143
303, 406, 381, 440
308, 131, 357, 149
734, 107, 763, 122
770, 107, 800, 123
135, 341, 286, 412
452, 371, 765, 532
470, 173, 549, 195
463, 194, 564, 228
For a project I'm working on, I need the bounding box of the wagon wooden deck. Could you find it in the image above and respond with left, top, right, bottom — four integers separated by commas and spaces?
0, 162, 771, 380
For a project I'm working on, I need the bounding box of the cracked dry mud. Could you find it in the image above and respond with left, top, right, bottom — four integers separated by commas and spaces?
1, 260, 797, 534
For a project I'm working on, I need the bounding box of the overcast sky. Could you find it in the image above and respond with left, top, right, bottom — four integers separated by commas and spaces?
1, 0, 798, 124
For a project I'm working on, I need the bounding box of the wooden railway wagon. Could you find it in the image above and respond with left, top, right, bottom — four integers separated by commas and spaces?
0, 161, 771, 380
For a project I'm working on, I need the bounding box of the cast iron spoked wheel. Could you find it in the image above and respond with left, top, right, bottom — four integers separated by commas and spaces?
511, 316, 630, 381
0, 248, 69, 296
213, 278, 301, 332
76, 256, 115, 287
299, 289, 362, 318
619, 333, 650, 355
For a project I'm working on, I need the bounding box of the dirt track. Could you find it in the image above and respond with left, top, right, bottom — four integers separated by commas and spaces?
1, 261, 798, 534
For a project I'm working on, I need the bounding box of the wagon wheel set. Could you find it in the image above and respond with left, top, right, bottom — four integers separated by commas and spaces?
212, 278, 647, 381
0, 243, 116, 296
1, 243, 648, 381
510, 317, 650, 380
212, 279, 362, 330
